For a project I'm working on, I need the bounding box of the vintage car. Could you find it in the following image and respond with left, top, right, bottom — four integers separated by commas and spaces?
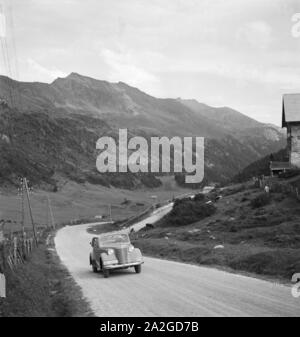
89, 233, 143, 278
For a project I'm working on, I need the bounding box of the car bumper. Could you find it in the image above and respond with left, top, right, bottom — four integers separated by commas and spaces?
103, 261, 144, 270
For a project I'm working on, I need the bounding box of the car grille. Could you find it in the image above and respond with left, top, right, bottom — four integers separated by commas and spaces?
115, 247, 128, 264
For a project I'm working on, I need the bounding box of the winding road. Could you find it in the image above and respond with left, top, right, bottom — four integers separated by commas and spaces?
55, 205, 300, 317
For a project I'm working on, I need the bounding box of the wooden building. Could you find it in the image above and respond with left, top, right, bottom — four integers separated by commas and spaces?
282, 94, 300, 168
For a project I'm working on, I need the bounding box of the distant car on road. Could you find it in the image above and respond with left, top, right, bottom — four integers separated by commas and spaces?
89, 233, 143, 278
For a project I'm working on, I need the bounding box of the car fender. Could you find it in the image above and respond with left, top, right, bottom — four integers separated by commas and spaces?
133, 247, 142, 256
100, 251, 117, 263
132, 248, 143, 261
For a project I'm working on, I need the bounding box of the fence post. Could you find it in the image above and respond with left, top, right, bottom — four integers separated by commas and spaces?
22, 232, 26, 260
0, 237, 6, 298
13, 237, 18, 265
0, 243, 5, 273
0, 222, 6, 273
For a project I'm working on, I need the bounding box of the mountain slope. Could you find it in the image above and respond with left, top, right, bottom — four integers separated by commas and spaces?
0, 73, 286, 188
178, 98, 261, 131
0, 105, 163, 189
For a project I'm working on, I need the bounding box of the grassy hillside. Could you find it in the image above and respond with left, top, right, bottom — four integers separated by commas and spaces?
0, 106, 162, 189
132, 182, 300, 281
233, 148, 288, 182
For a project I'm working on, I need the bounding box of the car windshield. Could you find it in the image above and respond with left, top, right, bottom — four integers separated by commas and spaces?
99, 234, 129, 245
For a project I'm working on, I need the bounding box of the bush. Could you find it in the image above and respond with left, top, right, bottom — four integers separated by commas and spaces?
250, 193, 271, 209
194, 193, 205, 202
161, 199, 216, 227
229, 225, 238, 232
85, 173, 110, 187
140, 174, 162, 188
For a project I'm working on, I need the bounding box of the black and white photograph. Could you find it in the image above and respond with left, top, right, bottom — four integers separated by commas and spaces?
0, 0, 300, 323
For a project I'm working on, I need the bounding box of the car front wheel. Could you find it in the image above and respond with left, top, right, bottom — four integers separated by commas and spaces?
134, 264, 142, 274
103, 268, 110, 278
92, 260, 98, 273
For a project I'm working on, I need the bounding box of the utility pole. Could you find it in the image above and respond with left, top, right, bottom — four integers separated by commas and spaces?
46, 195, 49, 229
0, 219, 6, 298
150, 195, 157, 211
20, 178, 25, 238
23, 178, 37, 246
47, 195, 55, 229
19, 178, 26, 260
0, 220, 5, 271
108, 204, 112, 223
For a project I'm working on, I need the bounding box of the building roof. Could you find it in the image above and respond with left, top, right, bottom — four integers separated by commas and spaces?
282, 94, 300, 127
270, 161, 291, 170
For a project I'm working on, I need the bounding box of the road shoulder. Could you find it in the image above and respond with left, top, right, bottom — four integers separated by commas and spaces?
0, 231, 94, 317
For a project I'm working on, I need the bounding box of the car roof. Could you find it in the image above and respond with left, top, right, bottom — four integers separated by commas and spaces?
97, 233, 129, 239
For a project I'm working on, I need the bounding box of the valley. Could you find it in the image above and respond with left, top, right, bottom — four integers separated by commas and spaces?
0, 176, 195, 232
0, 73, 286, 191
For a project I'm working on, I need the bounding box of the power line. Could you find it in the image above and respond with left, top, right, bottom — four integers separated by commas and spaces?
6, 0, 21, 107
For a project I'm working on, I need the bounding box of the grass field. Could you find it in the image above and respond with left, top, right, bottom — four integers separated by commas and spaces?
0, 176, 196, 233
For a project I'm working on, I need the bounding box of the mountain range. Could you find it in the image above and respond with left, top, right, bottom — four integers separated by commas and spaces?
0, 73, 286, 190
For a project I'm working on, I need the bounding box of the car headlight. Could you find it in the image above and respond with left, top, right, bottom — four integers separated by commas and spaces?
107, 249, 114, 255
128, 245, 134, 252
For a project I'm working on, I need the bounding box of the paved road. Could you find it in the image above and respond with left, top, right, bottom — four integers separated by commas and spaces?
55, 208, 300, 317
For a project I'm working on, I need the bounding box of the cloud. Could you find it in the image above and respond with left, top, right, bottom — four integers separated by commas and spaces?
159, 43, 300, 90
101, 48, 159, 88
236, 21, 273, 49
0, 12, 6, 38
194, 61, 300, 89
26, 58, 66, 82
8, 0, 300, 125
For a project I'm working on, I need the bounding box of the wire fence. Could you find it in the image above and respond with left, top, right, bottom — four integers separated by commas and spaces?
0, 228, 45, 274
256, 175, 300, 201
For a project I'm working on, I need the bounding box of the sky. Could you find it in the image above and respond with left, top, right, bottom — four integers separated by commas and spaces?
0, 0, 300, 126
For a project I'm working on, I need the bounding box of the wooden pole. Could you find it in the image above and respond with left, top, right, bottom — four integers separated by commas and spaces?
109, 204, 112, 222
0, 221, 5, 272
24, 178, 38, 245
46, 195, 49, 228
47, 195, 55, 229
13, 236, 17, 265
20, 179, 26, 260
21, 178, 25, 237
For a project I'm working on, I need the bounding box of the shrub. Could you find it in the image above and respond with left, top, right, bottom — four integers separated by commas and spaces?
194, 193, 205, 202
161, 199, 216, 227
250, 193, 271, 209
229, 225, 238, 232
85, 173, 110, 187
